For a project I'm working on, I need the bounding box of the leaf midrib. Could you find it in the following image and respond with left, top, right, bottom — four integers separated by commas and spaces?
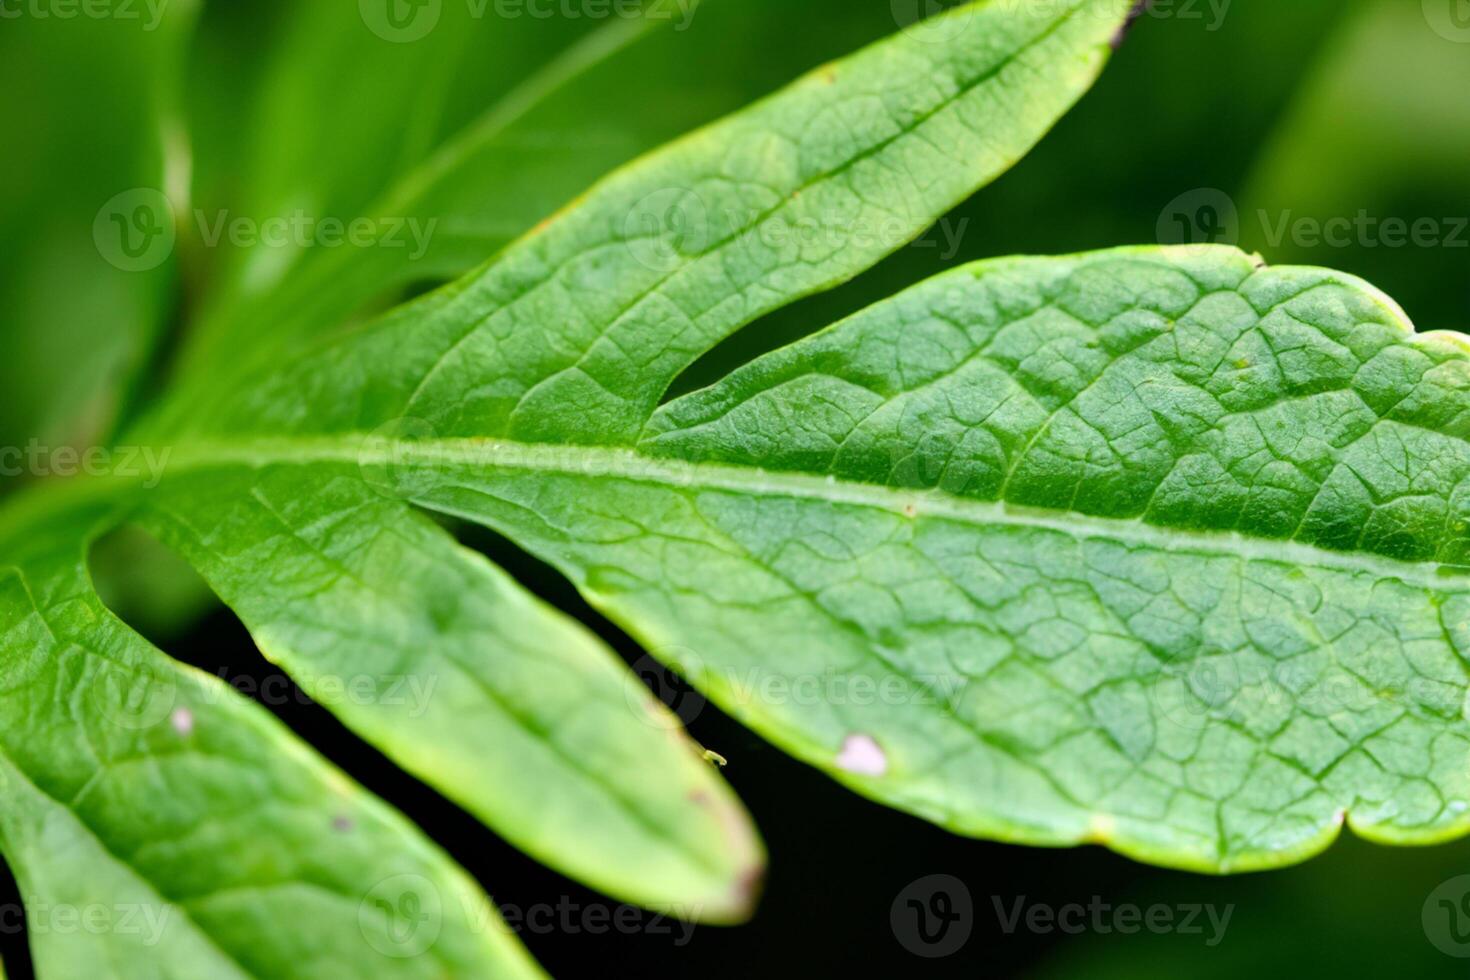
136, 436, 1470, 591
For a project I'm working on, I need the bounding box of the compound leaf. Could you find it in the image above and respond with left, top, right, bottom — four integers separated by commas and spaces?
200, 242, 1470, 871
0, 1, 1134, 973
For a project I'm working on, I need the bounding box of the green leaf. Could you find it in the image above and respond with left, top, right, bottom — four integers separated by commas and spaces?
633, 244, 1470, 867
160, 0, 919, 428
190, 241, 1470, 873
0, 504, 541, 979
135, 464, 761, 919
1, 0, 1134, 972
131, 0, 910, 631
179, 0, 1134, 445
664, 0, 1364, 401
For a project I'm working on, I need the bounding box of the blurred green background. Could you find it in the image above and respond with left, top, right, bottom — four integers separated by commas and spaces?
2, 0, 1468, 975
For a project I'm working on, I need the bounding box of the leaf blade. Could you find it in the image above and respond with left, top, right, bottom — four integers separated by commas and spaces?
193, 0, 1137, 445
135, 463, 763, 921
0, 509, 542, 978
177, 244, 1470, 870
